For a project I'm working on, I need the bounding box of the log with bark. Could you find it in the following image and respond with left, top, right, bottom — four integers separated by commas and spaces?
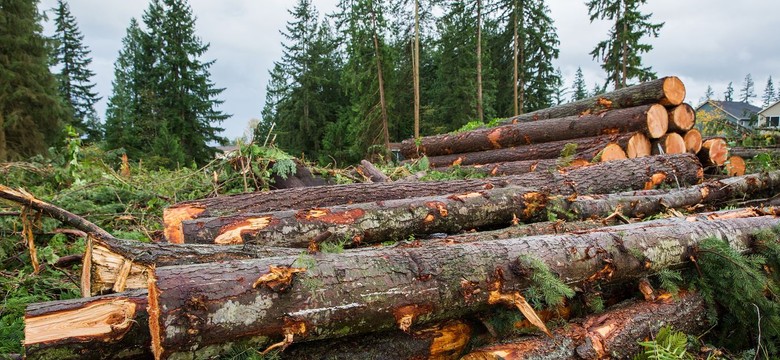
496, 77, 685, 126
164, 153, 703, 243
651, 132, 686, 155
666, 103, 695, 133
556, 170, 780, 220
87, 237, 303, 295
357, 160, 390, 183
424, 132, 649, 168
24, 289, 151, 360
400, 104, 669, 159
684, 129, 703, 154
728, 146, 780, 159
462, 292, 708, 360
147, 215, 776, 359
462, 158, 591, 177
698, 137, 729, 167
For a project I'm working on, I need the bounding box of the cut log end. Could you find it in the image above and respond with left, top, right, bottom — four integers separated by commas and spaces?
163, 206, 206, 244
600, 143, 628, 162
91, 243, 150, 294
626, 133, 651, 158
24, 298, 138, 346
655, 133, 686, 155
725, 155, 746, 176
684, 129, 703, 154
702, 138, 729, 166
646, 104, 669, 138
668, 104, 695, 132
661, 76, 686, 106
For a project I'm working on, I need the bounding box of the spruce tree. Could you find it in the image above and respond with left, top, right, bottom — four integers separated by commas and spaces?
739, 73, 755, 104
762, 76, 775, 107
586, 0, 663, 89
51, 0, 101, 142
724, 82, 734, 102
0, 0, 68, 160
572, 67, 588, 101
704, 85, 714, 101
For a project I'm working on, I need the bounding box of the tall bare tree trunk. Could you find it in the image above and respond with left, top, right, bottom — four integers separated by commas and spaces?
621, 0, 628, 88
512, 1, 519, 116
476, 0, 484, 123
0, 114, 6, 161
413, 0, 421, 138
370, 6, 390, 149
614, 0, 622, 89
518, 0, 525, 113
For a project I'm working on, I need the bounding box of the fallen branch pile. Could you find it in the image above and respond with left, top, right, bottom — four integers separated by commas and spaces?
12, 77, 780, 360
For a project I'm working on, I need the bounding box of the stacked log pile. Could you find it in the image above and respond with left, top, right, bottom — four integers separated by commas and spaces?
15, 77, 780, 360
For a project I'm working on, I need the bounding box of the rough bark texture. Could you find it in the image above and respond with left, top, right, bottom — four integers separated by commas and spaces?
424, 133, 639, 168
497, 77, 685, 125
666, 103, 695, 132
558, 171, 780, 220
180, 186, 547, 246
729, 146, 780, 159
88, 237, 302, 295
164, 154, 703, 243
24, 290, 150, 360
401, 104, 668, 159
462, 292, 708, 360
684, 129, 702, 154
357, 160, 390, 183
462, 158, 590, 177
148, 215, 775, 359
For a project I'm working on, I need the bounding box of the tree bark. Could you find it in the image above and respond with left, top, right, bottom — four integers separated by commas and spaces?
87, 237, 302, 295
357, 159, 389, 183
498, 77, 685, 125
698, 137, 729, 167
462, 292, 708, 360
684, 129, 702, 154
558, 170, 780, 220
148, 215, 777, 359
424, 133, 640, 168
462, 158, 589, 177
666, 103, 695, 132
24, 290, 151, 360
179, 186, 547, 246
651, 132, 686, 155
164, 153, 702, 243
728, 146, 780, 159
400, 104, 668, 159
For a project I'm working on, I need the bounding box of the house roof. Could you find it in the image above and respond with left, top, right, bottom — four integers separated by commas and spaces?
704, 100, 761, 120
759, 99, 780, 115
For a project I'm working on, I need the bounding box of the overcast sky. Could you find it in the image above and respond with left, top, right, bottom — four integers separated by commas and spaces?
39, 0, 780, 141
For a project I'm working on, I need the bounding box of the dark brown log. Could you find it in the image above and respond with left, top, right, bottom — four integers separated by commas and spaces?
270, 160, 332, 190
626, 132, 652, 158
496, 77, 685, 126
358, 160, 390, 182
684, 129, 703, 154
559, 171, 780, 220
181, 186, 547, 246
725, 155, 746, 176
600, 143, 628, 162
0, 184, 113, 240
164, 153, 703, 243
24, 290, 151, 360
147, 215, 775, 359
666, 103, 695, 132
729, 146, 780, 159
88, 237, 303, 295
401, 104, 668, 159
462, 292, 708, 360
461, 158, 575, 176
651, 132, 686, 155
425, 133, 639, 168
53, 254, 83, 268
698, 138, 729, 166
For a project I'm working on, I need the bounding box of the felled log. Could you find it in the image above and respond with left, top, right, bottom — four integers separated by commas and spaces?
180, 186, 546, 246
462, 292, 708, 360
461, 158, 584, 177
698, 138, 729, 166
87, 237, 302, 295
147, 215, 776, 359
424, 132, 647, 168
270, 160, 332, 190
559, 170, 780, 220
651, 132, 686, 155
497, 77, 685, 126
684, 129, 702, 154
400, 104, 669, 159
729, 146, 780, 159
357, 160, 390, 182
164, 153, 703, 243
599, 143, 628, 162
626, 132, 651, 158
666, 103, 695, 132
725, 155, 746, 176
24, 290, 151, 360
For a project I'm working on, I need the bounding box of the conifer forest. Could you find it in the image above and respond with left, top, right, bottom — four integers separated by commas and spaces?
3, 0, 780, 359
